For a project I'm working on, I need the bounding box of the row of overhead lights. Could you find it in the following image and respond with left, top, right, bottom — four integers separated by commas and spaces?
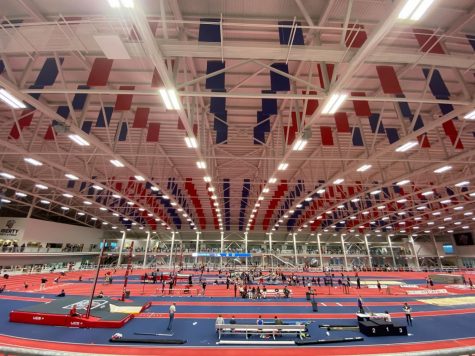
1, 167, 173, 231
274, 156, 460, 234
295, 185, 474, 234
288, 178, 473, 233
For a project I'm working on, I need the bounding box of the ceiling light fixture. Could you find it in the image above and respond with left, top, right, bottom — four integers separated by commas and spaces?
134, 175, 145, 181
15, 192, 27, 197
455, 181, 469, 187
370, 190, 381, 195
292, 138, 307, 151
24, 157, 43, 166
0, 88, 26, 109
110, 159, 124, 167
68, 134, 90, 146
395, 141, 418, 152
268, 177, 277, 184
434, 165, 452, 174
278, 162, 288, 171
92, 185, 103, 190
184, 136, 198, 148
35, 184, 48, 190
396, 179, 410, 186
357, 164, 372, 172
333, 178, 344, 184
464, 110, 475, 120
196, 161, 206, 169
62, 193, 73, 198
203, 176, 211, 183
322, 93, 348, 114
398, 0, 435, 21
65, 173, 79, 180
159, 88, 181, 110
0, 172, 15, 179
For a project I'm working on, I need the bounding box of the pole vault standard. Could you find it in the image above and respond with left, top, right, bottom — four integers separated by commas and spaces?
121, 241, 134, 301
85, 240, 106, 319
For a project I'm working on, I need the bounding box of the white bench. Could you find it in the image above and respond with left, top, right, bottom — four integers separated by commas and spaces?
263, 289, 292, 298
216, 323, 306, 340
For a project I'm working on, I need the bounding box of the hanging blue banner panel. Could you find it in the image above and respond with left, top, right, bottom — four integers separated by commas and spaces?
206, 61, 226, 90
72, 85, 89, 111
35, 57, 63, 86
351, 127, 364, 146
96, 107, 114, 127
198, 18, 221, 43
270, 63, 290, 91
278, 21, 304, 45
385, 127, 399, 144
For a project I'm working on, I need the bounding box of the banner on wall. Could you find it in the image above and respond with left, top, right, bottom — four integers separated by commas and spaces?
0, 218, 26, 239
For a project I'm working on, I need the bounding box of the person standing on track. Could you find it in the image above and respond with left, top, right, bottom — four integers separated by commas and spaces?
40, 277, 47, 291
234, 282, 238, 297
377, 280, 382, 293
356, 276, 361, 289
403, 303, 413, 326
167, 302, 176, 331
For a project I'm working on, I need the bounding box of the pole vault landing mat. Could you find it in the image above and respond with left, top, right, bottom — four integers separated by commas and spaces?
9, 297, 151, 328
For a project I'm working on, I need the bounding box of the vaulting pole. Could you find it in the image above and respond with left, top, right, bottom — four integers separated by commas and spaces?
121, 241, 135, 301
85, 240, 106, 319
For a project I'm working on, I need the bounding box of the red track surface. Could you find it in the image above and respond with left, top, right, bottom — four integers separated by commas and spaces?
2, 269, 475, 355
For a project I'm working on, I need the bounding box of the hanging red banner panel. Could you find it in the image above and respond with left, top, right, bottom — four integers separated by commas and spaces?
351, 92, 372, 116
376, 66, 403, 95
413, 29, 445, 54
133, 107, 150, 128
114, 86, 135, 111
345, 24, 368, 48
146, 123, 160, 142
320, 126, 334, 146
87, 58, 113, 87
334, 112, 350, 133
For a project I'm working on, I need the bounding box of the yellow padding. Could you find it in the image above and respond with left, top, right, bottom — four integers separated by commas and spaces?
354, 280, 403, 285
418, 296, 475, 306
109, 304, 142, 314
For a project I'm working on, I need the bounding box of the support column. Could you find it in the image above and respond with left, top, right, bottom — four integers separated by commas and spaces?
292, 233, 298, 266
244, 232, 248, 268
364, 234, 372, 271
194, 231, 200, 264
117, 231, 126, 266
409, 235, 420, 269
220, 231, 224, 268
341, 234, 348, 271
269, 233, 273, 269
387, 234, 397, 268
143, 231, 151, 268
317, 233, 323, 269
168, 231, 175, 268
431, 234, 443, 268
